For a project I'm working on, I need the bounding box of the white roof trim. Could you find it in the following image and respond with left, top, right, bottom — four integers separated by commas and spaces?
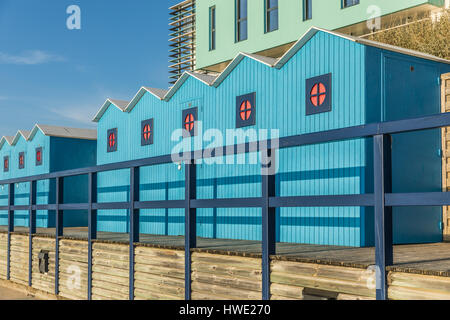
11, 130, 30, 146
125, 87, 168, 113
92, 99, 129, 123
0, 136, 13, 150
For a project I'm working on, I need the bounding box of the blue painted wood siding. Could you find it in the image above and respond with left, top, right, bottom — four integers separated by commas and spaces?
0, 132, 97, 228
96, 31, 369, 246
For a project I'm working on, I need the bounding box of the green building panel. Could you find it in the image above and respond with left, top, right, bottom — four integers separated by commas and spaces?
195, 0, 445, 70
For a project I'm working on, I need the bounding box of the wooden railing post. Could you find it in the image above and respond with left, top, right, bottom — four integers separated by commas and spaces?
129, 167, 140, 300
88, 172, 97, 300
55, 177, 64, 295
6, 183, 14, 281
373, 134, 393, 300
184, 160, 196, 300
28, 180, 36, 287
261, 148, 276, 301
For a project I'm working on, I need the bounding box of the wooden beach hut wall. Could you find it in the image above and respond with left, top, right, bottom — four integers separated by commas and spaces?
0, 125, 97, 228
92, 27, 450, 247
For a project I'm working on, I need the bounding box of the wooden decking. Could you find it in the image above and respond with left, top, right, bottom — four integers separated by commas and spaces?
1, 226, 449, 277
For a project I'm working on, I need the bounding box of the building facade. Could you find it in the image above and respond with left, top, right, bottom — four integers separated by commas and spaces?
96, 28, 450, 247
0, 125, 97, 228
194, 0, 448, 72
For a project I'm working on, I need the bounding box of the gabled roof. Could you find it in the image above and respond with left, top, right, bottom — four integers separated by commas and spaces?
11, 130, 31, 145
0, 136, 14, 150
93, 27, 450, 123
124, 87, 169, 114
275, 27, 450, 68
0, 125, 96, 151
28, 124, 97, 141
92, 99, 129, 122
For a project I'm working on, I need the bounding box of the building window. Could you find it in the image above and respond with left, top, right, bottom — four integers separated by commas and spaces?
342, 0, 359, 8
303, 0, 312, 20
209, 6, 216, 51
306, 73, 332, 115
182, 107, 198, 137
141, 119, 154, 146
36, 147, 43, 166
3, 156, 9, 172
265, 0, 278, 33
236, 0, 248, 42
107, 128, 118, 153
236, 93, 256, 128
19, 152, 25, 170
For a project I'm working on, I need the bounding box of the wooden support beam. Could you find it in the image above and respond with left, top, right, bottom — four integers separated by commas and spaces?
28, 180, 36, 287
185, 160, 196, 300
88, 172, 97, 300
129, 167, 140, 300
55, 177, 64, 295
261, 148, 276, 300
374, 134, 393, 300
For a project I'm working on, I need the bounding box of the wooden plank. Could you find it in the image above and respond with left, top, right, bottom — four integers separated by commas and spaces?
389, 285, 450, 300
134, 263, 185, 279
92, 257, 129, 270
135, 246, 184, 260
134, 271, 185, 288
271, 294, 299, 300
134, 255, 185, 269
191, 271, 262, 292
270, 283, 304, 299
134, 280, 184, 298
192, 252, 261, 269
92, 250, 128, 262
388, 272, 450, 292
92, 286, 128, 301
270, 271, 375, 298
191, 262, 262, 280
92, 271, 129, 286
134, 287, 183, 300
191, 281, 261, 300
93, 242, 129, 254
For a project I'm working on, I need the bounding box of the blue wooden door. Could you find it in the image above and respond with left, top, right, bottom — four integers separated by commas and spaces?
384, 56, 442, 244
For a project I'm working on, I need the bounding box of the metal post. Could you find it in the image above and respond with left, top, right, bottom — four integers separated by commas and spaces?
373, 134, 393, 300
129, 167, 140, 300
6, 183, 14, 281
55, 177, 64, 295
261, 149, 276, 300
184, 160, 196, 300
88, 172, 97, 300
28, 181, 36, 287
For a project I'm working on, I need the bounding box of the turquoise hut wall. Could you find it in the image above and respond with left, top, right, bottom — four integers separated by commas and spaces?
0, 129, 97, 228
363, 47, 450, 246
95, 30, 450, 247
96, 31, 369, 245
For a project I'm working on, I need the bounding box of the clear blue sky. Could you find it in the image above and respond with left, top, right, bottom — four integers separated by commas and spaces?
0, 0, 181, 136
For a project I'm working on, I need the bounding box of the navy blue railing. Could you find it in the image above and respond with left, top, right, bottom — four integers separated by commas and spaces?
2, 112, 450, 300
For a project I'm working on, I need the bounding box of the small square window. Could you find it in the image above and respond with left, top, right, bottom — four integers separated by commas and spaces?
342, 0, 360, 8
3, 156, 9, 172
236, 92, 256, 128
36, 147, 43, 166
107, 128, 118, 153
141, 119, 154, 146
182, 107, 198, 138
19, 152, 25, 170
305, 73, 332, 116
